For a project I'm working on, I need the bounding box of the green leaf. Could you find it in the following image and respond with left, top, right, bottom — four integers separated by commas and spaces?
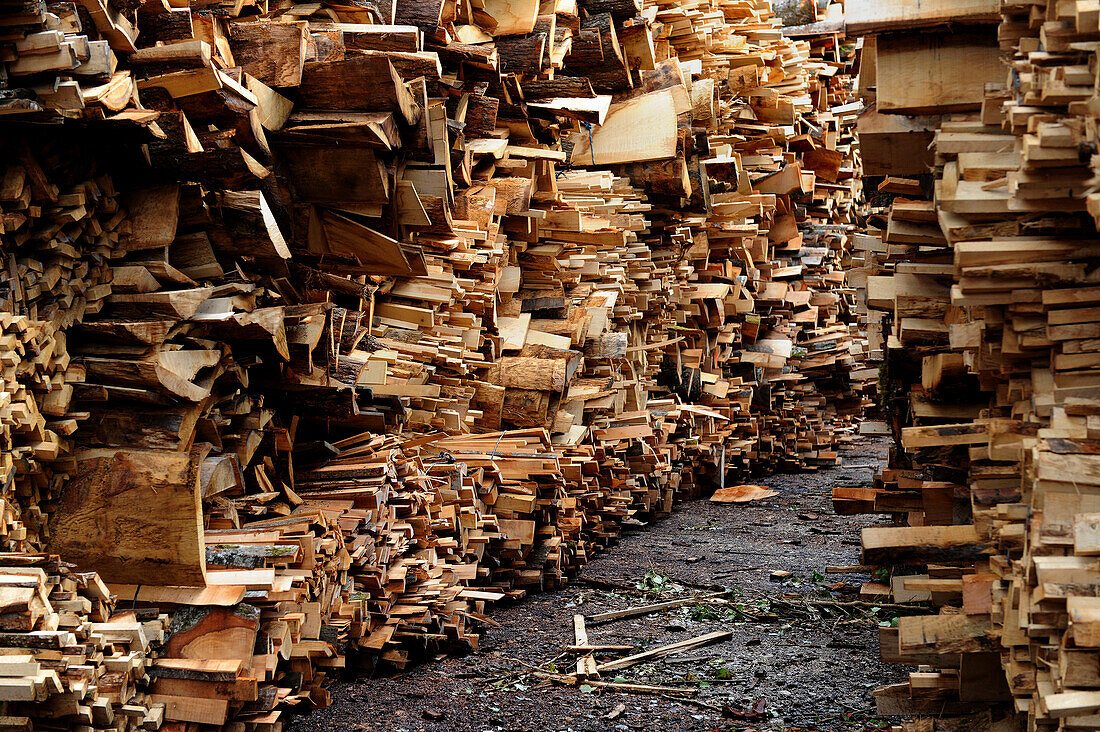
578, 684, 595, 693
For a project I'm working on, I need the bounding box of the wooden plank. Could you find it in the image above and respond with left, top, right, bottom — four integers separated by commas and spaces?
569, 90, 677, 165
846, 0, 999, 33
861, 525, 992, 565
47, 449, 206, 586
148, 694, 230, 725
595, 630, 731, 673
901, 422, 988, 448
876, 33, 1002, 114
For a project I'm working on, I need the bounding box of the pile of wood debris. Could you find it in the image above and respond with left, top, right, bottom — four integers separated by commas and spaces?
0, 0, 868, 728
846, 0, 1100, 729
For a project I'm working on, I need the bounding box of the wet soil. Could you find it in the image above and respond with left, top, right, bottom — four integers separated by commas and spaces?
291, 437, 902, 732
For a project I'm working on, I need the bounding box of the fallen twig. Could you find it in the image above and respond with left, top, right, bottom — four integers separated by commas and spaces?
533, 671, 698, 697
804, 598, 928, 611
576, 577, 663, 597
597, 630, 733, 673
587, 591, 732, 625
659, 693, 726, 711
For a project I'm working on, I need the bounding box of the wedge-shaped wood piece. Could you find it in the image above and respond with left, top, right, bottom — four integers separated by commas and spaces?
47, 448, 206, 586
246, 75, 293, 132
77, 0, 138, 52
82, 70, 135, 111
137, 64, 223, 98
190, 306, 291, 361
299, 54, 420, 124
216, 190, 290, 260
80, 356, 212, 402
311, 208, 419, 277
110, 265, 160, 293
528, 96, 611, 125
73, 321, 172, 346
106, 287, 214, 320
282, 111, 401, 150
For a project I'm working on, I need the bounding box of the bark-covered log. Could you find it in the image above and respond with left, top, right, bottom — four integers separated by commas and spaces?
496, 33, 546, 75
427, 41, 498, 69
463, 94, 499, 138
576, 0, 641, 22
521, 76, 596, 99
394, 0, 445, 35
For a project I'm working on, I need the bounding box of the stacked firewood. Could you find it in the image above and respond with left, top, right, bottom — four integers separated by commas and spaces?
845, 0, 1100, 729
0, 553, 165, 728
0, 0, 873, 728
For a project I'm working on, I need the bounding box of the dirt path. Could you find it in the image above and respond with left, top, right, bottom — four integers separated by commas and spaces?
291, 437, 901, 732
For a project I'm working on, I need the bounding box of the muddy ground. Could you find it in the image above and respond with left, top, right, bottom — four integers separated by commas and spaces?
292, 437, 902, 732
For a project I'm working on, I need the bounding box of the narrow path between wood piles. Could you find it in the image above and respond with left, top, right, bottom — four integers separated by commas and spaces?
291, 437, 901, 732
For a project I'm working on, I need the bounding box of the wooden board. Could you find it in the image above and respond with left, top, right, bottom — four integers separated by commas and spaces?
313, 208, 419, 276
876, 33, 1002, 115
846, 0, 999, 33
47, 449, 206, 586
862, 525, 992, 565
570, 90, 677, 165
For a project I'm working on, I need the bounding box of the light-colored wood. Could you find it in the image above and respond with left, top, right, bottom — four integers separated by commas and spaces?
569, 90, 677, 165
846, 0, 999, 33
482, 0, 539, 35
876, 34, 1002, 114
596, 631, 731, 673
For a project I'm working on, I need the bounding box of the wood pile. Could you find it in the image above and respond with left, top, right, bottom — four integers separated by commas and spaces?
847, 1, 1100, 730
0, 0, 873, 728
0, 552, 172, 730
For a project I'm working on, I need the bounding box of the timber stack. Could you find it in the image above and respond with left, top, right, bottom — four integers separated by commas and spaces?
0, 0, 869, 729
847, 0, 1100, 730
